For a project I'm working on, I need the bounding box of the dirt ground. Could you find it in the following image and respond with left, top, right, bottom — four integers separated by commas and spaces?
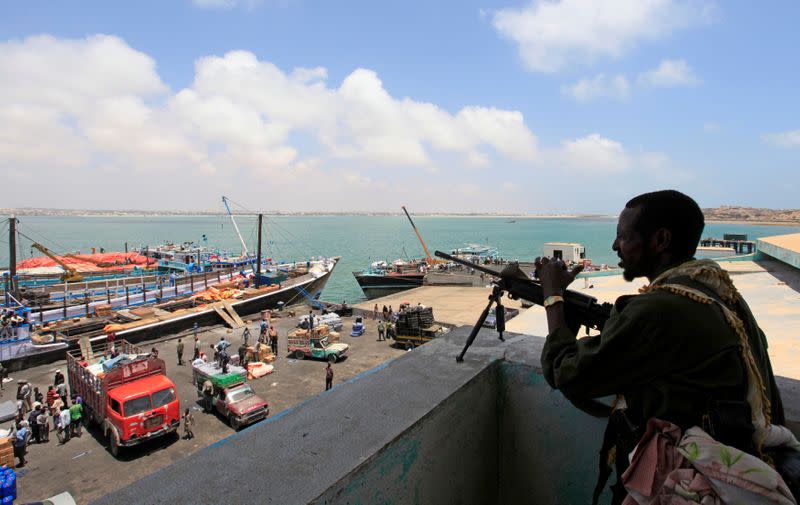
6, 309, 405, 504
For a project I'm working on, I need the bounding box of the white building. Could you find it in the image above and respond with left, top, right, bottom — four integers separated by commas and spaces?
542, 242, 586, 262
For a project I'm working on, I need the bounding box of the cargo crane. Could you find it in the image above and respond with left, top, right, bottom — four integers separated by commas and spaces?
30, 243, 84, 282
401, 206, 446, 265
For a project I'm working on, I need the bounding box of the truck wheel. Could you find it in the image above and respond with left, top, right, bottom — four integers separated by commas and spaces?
294, 350, 305, 360
109, 428, 121, 457
229, 414, 241, 431
328, 353, 338, 364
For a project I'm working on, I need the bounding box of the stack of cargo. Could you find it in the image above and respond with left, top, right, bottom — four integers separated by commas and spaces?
289, 324, 332, 338
192, 361, 247, 388
396, 307, 435, 336
297, 313, 342, 331
0, 437, 14, 469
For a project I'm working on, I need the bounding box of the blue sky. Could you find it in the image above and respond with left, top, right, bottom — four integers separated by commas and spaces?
1, 0, 798, 213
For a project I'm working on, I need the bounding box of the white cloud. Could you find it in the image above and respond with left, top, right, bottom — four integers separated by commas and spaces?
703, 122, 720, 132
553, 134, 632, 173
561, 74, 630, 102
762, 130, 800, 149
637, 59, 701, 87
0, 34, 543, 210
491, 0, 715, 73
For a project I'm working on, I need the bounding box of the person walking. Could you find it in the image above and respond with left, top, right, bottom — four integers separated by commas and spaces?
325, 363, 333, 391
193, 335, 201, 362
202, 379, 214, 413
53, 369, 65, 387
18, 380, 32, 415
241, 327, 251, 347
382, 305, 388, 321
377, 321, 385, 341
259, 318, 268, 343
46, 385, 58, 409
36, 406, 50, 443
183, 407, 194, 440
57, 406, 71, 444
176, 338, 185, 366
56, 381, 68, 406
269, 326, 278, 356
27, 404, 42, 443
373, 304, 379, 320
13, 421, 29, 467
69, 398, 83, 438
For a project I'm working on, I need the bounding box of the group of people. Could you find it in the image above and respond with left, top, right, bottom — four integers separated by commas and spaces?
11, 370, 84, 467
373, 304, 397, 322
0, 309, 27, 340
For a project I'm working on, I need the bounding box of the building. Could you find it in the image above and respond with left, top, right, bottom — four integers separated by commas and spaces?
542, 242, 585, 262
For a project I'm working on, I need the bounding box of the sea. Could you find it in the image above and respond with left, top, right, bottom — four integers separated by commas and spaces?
2, 215, 799, 303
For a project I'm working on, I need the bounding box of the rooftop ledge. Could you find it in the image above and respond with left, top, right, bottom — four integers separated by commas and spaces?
94, 327, 800, 505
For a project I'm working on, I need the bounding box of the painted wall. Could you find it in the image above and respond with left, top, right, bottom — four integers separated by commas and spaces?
313, 367, 499, 505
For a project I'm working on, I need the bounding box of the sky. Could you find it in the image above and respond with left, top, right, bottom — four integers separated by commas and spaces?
1, 0, 798, 214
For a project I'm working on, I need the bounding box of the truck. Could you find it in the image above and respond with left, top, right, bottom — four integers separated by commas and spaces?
391, 306, 444, 349
287, 335, 349, 362
192, 362, 269, 430
66, 339, 181, 457
482, 306, 520, 329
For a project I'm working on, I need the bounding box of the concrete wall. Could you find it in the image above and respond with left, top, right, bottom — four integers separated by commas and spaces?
757, 237, 800, 270
94, 327, 800, 505
313, 367, 499, 505
496, 361, 610, 505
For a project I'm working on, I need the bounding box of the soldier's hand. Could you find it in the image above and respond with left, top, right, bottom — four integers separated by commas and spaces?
534, 257, 583, 297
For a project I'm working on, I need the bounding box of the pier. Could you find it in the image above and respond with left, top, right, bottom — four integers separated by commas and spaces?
699, 233, 757, 254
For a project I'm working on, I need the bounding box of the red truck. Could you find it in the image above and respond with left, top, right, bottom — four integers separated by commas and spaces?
66, 339, 181, 456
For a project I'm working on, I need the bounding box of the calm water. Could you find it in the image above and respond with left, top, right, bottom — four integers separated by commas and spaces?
2, 215, 799, 303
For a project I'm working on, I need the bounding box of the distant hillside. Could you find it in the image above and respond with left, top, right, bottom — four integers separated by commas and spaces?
703, 206, 800, 224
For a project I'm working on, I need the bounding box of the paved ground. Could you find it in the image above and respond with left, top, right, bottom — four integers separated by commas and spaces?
6, 310, 406, 504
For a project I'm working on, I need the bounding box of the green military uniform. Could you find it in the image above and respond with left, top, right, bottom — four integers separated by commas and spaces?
541, 262, 783, 430
541, 260, 787, 504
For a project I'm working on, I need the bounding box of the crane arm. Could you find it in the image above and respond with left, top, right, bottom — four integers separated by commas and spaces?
401, 206, 445, 265
32, 243, 84, 282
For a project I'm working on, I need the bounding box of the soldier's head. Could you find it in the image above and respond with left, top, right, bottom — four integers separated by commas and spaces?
613, 190, 704, 282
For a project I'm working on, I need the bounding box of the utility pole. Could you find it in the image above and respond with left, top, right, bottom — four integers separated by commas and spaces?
255, 213, 263, 288
9, 217, 17, 298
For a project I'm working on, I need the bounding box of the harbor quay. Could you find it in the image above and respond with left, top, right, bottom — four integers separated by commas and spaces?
5, 310, 407, 503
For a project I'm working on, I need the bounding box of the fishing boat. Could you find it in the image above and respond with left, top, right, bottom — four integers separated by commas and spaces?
352, 206, 445, 300
2, 200, 339, 369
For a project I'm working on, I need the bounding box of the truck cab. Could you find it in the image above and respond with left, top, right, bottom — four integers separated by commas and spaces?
105, 374, 181, 455
212, 383, 269, 430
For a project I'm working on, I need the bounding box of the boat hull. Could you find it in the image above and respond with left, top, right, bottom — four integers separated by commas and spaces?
353, 271, 425, 300
6, 259, 338, 370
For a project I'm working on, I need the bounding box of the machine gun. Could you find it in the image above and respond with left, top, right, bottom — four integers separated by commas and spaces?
434, 250, 613, 362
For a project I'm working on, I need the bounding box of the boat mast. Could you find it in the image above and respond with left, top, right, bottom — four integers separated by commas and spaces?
255, 213, 263, 288
9, 216, 16, 300
401, 206, 436, 264
222, 196, 249, 257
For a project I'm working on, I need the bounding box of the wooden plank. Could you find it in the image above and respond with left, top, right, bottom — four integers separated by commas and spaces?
79, 335, 93, 361
213, 303, 238, 329
222, 301, 246, 327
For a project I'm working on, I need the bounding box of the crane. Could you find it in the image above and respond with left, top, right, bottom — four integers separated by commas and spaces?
401, 206, 446, 265
31, 243, 84, 282
222, 196, 250, 258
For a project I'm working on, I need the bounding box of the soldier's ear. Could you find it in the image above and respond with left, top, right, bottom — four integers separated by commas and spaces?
651, 228, 671, 254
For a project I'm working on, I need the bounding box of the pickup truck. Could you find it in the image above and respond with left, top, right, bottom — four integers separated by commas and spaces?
193, 363, 269, 430
67, 339, 181, 457
287, 336, 349, 362
482, 307, 520, 329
